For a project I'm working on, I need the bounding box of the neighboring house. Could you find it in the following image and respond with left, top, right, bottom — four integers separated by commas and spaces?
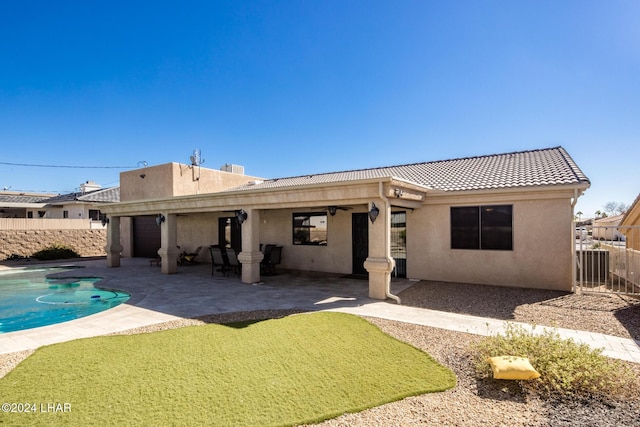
102, 146, 590, 299
43, 181, 120, 223
0, 183, 120, 259
0, 191, 54, 218
592, 214, 626, 241
0, 181, 119, 222
620, 194, 640, 251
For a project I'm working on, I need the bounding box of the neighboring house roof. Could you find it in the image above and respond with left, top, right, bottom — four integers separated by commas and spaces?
44, 187, 120, 204
593, 214, 624, 225
228, 146, 590, 193
0, 193, 52, 204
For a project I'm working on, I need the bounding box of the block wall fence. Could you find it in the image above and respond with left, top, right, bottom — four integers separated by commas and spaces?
0, 229, 107, 260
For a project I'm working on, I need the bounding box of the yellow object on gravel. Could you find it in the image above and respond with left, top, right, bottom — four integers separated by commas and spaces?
487, 356, 541, 380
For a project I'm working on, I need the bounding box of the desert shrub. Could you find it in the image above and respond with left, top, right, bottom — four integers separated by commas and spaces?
31, 243, 80, 261
474, 323, 636, 400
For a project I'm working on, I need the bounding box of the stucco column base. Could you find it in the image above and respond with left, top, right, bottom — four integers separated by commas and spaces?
158, 247, 180, 274
364, 256, 395, 300
238, 251, 264, 284
105, 244, 123, 267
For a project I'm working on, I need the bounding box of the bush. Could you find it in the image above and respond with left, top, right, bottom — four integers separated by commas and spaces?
31, 244, 80, 261
474, 323, 636, 400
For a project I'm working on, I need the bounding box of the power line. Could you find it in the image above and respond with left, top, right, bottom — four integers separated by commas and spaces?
0, 161, 136, 169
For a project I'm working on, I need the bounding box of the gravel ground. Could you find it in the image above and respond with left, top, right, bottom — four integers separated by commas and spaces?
1, 281, 639, 426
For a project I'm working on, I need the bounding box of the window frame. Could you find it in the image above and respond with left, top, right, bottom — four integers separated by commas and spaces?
450, 205, 513, 251
292, 212, 328, 246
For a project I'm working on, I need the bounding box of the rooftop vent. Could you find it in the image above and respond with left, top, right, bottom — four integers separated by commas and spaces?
220, 164, 245, 175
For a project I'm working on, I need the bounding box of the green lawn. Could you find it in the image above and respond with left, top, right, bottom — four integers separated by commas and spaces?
0, 312, 455, 426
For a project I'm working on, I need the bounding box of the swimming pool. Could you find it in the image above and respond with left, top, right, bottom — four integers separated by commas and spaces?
0, 267, 130, 333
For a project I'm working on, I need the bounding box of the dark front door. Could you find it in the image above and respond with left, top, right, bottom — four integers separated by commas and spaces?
218, 217, 242, 252
391, 211, 407, 278
133, 215, 161, 258
352, 213, 369, 276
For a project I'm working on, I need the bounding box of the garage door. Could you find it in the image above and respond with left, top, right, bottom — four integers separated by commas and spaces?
133, 216, 161, 258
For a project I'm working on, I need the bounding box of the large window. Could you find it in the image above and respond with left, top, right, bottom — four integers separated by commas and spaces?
451, 205, 513, 250
293, 213, 327, 245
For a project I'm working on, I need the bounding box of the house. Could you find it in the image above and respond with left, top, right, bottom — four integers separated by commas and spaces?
0, 183, 120, 259
102, 146, 590, 299
42, 181, 120, 223
620, 194, 640, 251
0, 190, 55, 218
0, 182, 118, 222
591, 214, 626, 241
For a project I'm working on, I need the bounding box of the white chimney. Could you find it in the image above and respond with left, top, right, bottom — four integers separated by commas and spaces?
80, 181, 101, 193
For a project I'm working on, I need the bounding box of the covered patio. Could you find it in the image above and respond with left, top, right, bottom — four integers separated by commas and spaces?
102, 176, 427, 301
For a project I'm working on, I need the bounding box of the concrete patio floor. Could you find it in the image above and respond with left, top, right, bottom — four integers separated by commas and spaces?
1, 257, 639, 363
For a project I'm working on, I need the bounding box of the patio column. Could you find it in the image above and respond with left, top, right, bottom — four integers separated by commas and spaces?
105, 216, 123, 267
364, 200, 395, 300
238, 208, 264, 284
158, 213, 180, 274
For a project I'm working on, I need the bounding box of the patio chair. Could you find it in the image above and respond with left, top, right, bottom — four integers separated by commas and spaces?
179, 246, 202, 265
209, 246, 230, 277
224, 247, 241, 277
261, 245, 282, 276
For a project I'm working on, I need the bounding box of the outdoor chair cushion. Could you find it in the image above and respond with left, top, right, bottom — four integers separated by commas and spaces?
486, 356, 541, 380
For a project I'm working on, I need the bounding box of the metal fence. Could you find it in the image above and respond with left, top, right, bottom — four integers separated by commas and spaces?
575, 225, 640, 295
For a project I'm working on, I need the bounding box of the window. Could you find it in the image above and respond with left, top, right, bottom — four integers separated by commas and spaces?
451, 205, 513, 250
293, 212, 327, 245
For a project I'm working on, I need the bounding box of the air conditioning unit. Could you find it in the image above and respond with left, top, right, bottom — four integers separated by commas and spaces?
220, 164, 245, 175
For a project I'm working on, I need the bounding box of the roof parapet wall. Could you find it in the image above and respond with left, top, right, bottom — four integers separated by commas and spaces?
119, 162, 265, 202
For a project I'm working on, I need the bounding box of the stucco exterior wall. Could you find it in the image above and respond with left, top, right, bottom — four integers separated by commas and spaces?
46, 205, 91, 219
621, 205, 640, 251
257, 209, 358, 274
120, 163, 264, 202
175, 214, 218, 262
406, 194, 573, 291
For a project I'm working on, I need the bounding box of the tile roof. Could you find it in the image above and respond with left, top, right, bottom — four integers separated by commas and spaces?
44, 187, 120, 204
621, 193, 640, 226
0, 193, 52, 204
230, 146, 590, 192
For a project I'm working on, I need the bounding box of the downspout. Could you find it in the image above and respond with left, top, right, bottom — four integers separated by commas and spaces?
379, 181, 401, 304
571, 188, 581, 292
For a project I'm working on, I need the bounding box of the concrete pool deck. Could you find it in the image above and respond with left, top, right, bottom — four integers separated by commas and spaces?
0, 257, 639, 363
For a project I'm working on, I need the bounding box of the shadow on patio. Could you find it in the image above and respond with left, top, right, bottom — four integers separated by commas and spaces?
51, 257, 414, 320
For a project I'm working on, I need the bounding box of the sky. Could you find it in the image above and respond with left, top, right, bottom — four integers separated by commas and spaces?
1, 1, 638, 217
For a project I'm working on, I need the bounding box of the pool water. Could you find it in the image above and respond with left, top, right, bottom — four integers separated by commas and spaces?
0, 267, 130, 333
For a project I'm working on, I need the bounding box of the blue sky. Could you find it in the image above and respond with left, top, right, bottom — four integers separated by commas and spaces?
1, 1, 638, 217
